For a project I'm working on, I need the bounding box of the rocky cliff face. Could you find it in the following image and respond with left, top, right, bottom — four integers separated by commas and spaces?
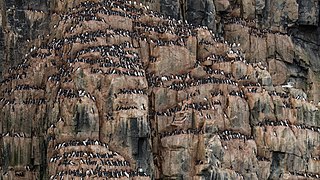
0, 0, 320, 179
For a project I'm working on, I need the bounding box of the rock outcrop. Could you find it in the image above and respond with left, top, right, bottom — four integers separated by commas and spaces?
0, 0, 319, 180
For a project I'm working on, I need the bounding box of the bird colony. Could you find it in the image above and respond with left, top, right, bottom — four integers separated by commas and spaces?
0, 0, 320, 179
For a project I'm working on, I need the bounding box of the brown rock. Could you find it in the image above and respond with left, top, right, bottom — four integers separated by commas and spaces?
268, 59, 288, 85
198, 42, 229, 60
257, 161, 271, 180
226, 53, 237, 60
222, 140, 258, 177
224, 24, 250, 53
212, 62, 232, 75
139, 39, 150, 67
275, 35, 295, 64
161, 134, 199, 177
226, 95, 250, 135
153, 87, 177, 112
266, 33, 276, 57
202, 60, 213, 66
196, 28, 214, 43
307, 71, 320, 103
247, 91, 275, 125
186, 35, 197, 57
149, 45, 196, 76
231, 61, 248, 79
190, 66, 208, 79
268, 0, 298, 28
97, 14, 133, 31
241, 0, 255, 19
159, 32, 178, 41
214, 0, 230, 12
1, 1, 320, 179
256, 68, 272, 86
247, 35, 267, 64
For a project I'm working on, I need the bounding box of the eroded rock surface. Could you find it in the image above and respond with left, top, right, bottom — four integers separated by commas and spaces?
0, 0, 320, 180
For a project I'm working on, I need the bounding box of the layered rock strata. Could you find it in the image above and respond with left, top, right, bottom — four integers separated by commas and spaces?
0, 0, 319, 180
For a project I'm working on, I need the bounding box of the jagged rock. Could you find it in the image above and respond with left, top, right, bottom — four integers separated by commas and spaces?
256, 68, 272, 86
198, 42, 229, 60
275, 35, 295, 64
241, 0, 255, 19
190, 66, 208, 79
256, 161, 271, 180
231, 61, 248, 79
149, 45, 196, 76
268, 59, 288, 85
226, 96, 250, 134
248, 35, 267, 64
160, 0, 181, 20
268, 0, 299, 28
255, 0, 265, 14
308, 71, 320, 103
224, 24, 250, 53
0, 0, 320, 180
186, 0, 216, 30
297, 0, 319, 26
214, 0, 230, 12
160, 134, 199, 177
247, 91, 275, 125
153, 87, 177, 112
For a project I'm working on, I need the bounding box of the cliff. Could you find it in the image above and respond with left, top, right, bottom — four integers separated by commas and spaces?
0, 0, 320, 179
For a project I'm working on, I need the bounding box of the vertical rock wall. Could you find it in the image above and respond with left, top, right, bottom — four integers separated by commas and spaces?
1, 0, 319, 101
0, 0, 319, 180
141, 0, 320, 103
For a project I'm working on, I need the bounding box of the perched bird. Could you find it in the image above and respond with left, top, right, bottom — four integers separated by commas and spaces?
282, 81, 294, 88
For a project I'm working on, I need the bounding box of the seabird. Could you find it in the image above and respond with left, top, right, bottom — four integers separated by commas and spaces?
281, 81, 294, 88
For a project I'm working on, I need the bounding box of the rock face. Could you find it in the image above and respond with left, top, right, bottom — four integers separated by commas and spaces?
0, 0, 319, 180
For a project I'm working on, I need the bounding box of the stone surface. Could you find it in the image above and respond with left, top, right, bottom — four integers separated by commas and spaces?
0, 0, 320, 180
297, 0, 319, 26
149, 45, 196, 76
268, 59, 288, 85
241, 0, 255, 19
186, 0, 216, 30
214, 0, 230, 12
